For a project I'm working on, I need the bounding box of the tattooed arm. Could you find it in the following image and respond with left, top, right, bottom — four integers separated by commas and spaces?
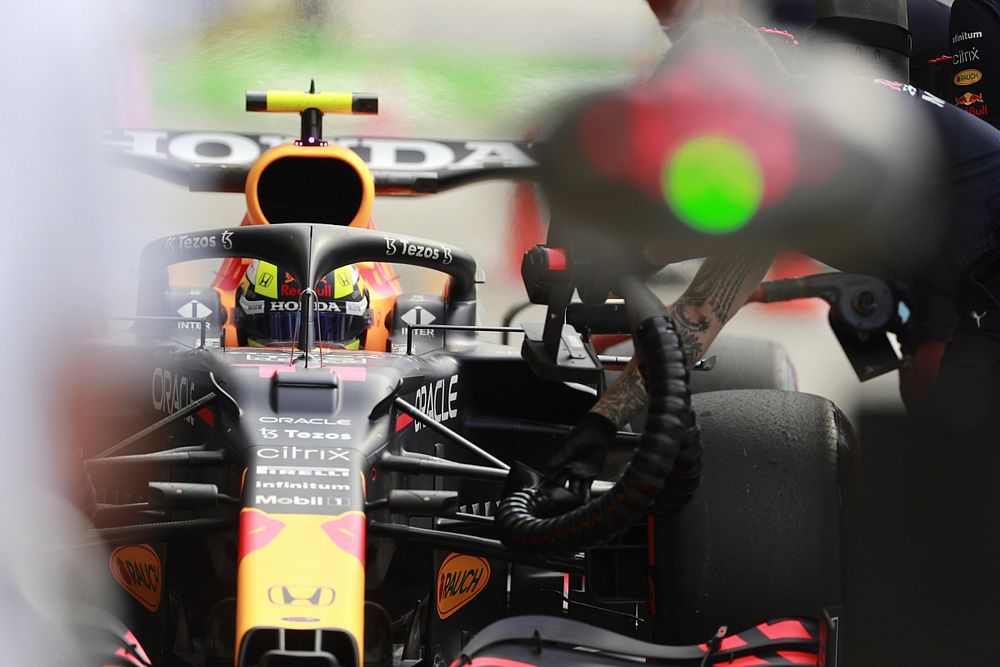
591, 250, 775, 428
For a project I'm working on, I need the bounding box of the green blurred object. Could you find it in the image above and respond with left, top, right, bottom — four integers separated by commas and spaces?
139, 7, 658, 135
662, 136, 763, 235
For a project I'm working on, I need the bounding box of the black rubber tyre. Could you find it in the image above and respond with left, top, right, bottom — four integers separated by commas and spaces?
605, 335, 797, 394
688, 336, 797, 393
651, 389, 856, 644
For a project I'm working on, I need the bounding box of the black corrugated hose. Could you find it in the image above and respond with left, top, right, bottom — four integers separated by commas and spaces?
496, 276, 700, 558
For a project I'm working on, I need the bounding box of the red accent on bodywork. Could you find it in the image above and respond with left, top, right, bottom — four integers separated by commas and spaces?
330, 366, 367, 382
505, 127, 544, 280
721, 635, 750, 650
506, 181, 545, 280
698, 634, 748, 652
125, 630, 152, 664
757, 619, 813, 641
395, 413, 414, 432
710, 656, 769, 666
231, 363, 297, 379
448, 658, 538, 667
776, 651, 819, 665
196, 407, 215, 426
322, 513, 366, 564
546, 248, 567, 271
591, 334, 631, 354
109, 629, 152, 667
238, 510, 285, 563
231, 364, 366, 381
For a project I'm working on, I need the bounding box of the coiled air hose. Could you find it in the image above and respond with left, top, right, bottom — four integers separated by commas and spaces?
497, 275, 699, 558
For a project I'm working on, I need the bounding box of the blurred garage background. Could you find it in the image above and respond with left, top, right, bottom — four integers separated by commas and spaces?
106, 0, 904, 420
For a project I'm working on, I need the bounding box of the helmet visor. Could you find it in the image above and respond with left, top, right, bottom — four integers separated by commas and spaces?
315, 295, 369, 348
240, 294, 368, 348
239, 293, 300, 347
316, 312, 368, 348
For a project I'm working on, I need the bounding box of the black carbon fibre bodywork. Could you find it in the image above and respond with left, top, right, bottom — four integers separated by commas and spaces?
81, 222, 608, 666
77, 219, 856, 667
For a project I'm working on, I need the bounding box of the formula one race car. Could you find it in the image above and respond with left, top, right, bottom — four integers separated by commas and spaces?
74, 85, 868, 667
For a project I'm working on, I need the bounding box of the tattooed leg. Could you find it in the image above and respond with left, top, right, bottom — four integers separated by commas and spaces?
667, 300, 709, 367
593, 356, 648, 428
590, 249, 774, 427
667, 249, 774, 363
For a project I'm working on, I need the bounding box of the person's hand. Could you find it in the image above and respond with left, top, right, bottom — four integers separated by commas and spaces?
544, 412, 617, 502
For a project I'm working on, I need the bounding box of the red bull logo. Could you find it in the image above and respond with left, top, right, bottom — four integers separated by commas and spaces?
967, 104, 990, 117
279, 282, 333, 298
955, 91, 985, 106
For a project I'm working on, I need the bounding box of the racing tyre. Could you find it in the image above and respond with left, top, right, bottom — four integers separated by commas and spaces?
686, 335, 797, 393
651, 389, 856, 644
605, 336, 797, 435
605, 335, 797, 394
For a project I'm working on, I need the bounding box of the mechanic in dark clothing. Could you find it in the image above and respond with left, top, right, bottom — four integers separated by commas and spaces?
950, 0, 1000, 127
651, 0, 962, 411
897, 80, 1000, 424
654, 0, 951, 88
547, 17, 1000, 488
537, 18, 1000, 663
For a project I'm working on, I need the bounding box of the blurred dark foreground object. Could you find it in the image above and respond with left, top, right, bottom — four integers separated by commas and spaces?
843, 408, 1000, 666
538, 18, 945, 289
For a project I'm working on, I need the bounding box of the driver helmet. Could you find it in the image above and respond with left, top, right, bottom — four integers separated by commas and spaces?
235, 260, 371, 349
